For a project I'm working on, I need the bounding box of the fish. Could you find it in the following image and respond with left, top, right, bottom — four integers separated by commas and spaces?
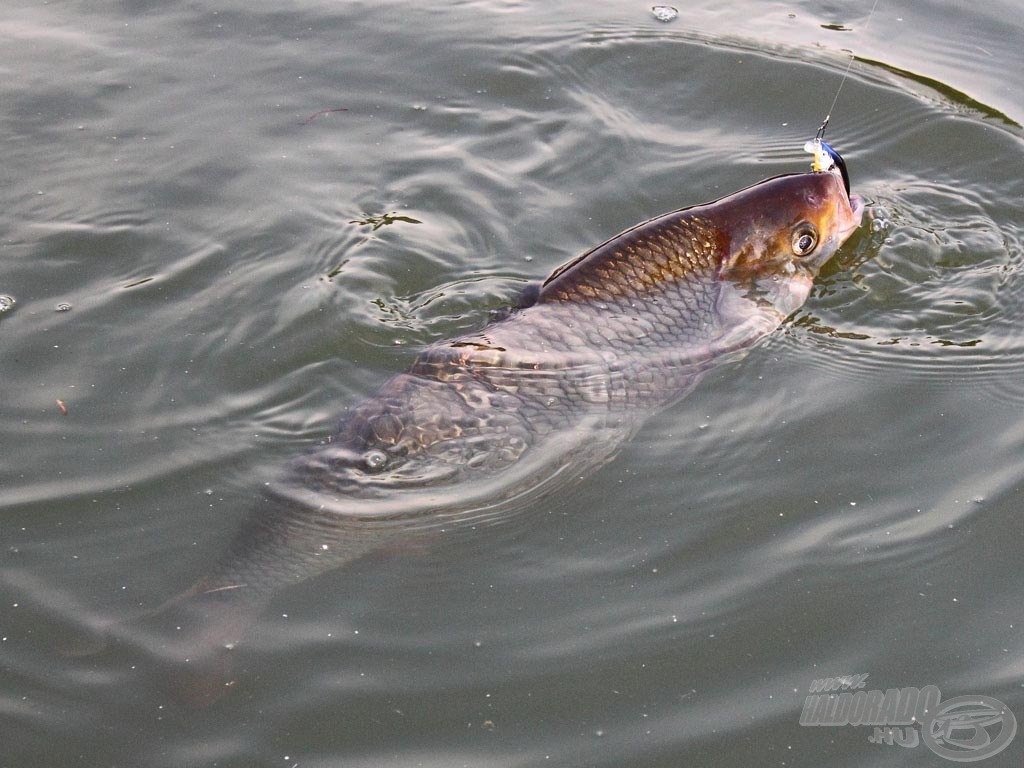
133, 160, 865, 705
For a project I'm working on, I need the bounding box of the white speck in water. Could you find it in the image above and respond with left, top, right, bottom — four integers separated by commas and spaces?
651, 6, 678, 22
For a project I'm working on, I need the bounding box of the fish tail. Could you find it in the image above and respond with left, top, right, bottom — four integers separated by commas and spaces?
137, 579, 268, 707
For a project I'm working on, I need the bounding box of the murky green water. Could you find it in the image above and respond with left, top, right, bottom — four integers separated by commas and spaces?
2, 2, 1022, 766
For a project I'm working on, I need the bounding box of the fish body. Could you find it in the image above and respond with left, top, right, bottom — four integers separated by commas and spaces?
143, 165, 864, 704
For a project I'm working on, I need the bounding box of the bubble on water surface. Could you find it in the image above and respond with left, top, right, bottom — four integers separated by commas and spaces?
868, 205, 891, 234
651, 6, 678, 22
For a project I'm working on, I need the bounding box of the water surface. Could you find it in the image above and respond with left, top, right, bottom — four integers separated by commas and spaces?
2, 1, 1022, 766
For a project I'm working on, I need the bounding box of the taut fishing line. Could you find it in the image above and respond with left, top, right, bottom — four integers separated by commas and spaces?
814, 0, 882, 141
804, 0, 881, 195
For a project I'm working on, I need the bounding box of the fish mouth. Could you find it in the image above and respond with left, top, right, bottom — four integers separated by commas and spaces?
848, 192, 865, 220
826, 161, 864, 229
827, 155, 864, 233
818, 146, 864, 232
845, 192, 865, 229
820, 192, 864, 265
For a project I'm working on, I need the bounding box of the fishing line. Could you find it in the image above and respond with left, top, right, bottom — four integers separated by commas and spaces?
815, 0, 881, 141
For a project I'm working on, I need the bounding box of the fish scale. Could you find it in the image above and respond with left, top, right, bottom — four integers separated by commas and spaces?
134, 167, 864, 705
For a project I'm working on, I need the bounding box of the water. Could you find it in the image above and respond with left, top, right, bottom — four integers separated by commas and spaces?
2, 1, 1022, 766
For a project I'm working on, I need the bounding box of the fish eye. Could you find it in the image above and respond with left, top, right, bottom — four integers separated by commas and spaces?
362, 449, 388, 473
791, 225, 818, 257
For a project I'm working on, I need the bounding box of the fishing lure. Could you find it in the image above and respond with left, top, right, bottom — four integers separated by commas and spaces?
803, 0, 881, 196
804, 137, 851, 198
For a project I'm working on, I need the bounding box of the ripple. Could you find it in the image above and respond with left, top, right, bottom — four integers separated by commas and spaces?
771, 104, 1024, 403
3, 3, 1022, 764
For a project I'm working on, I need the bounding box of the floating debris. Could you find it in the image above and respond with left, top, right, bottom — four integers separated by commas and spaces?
301, 107, 349, 125
56, 399, 68, 416
199, 584, 247, 595
651, 5, 678, 22
0, 295, 14, 313
326, 259, 349, 279
56, 302, 72, 312
350, 212, 422, 231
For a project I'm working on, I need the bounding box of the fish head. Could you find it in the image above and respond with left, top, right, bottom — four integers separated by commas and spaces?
715, 166, 864, 315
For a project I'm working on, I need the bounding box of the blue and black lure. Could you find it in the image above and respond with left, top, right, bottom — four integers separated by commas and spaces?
804, 136, 851, 198
804, 113, 851, 197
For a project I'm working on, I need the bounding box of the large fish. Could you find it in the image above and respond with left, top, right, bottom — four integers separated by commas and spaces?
137, 159, 864, 704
